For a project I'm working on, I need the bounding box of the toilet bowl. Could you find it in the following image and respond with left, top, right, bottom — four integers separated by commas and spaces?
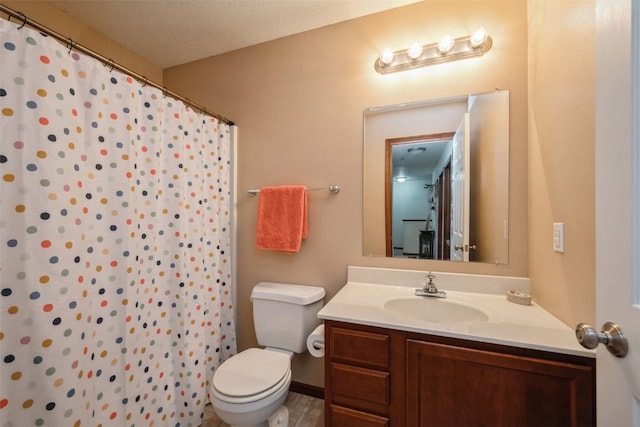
210, 348, 292, 427
209, 282, 325, 427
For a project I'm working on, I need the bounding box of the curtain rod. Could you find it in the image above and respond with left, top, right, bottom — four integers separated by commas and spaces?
0, 3, 235, 126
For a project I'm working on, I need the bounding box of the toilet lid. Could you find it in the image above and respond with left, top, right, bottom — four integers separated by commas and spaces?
213, 348, 290, 398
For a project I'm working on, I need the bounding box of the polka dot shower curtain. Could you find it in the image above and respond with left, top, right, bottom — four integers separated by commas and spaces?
0, 19, 236, 427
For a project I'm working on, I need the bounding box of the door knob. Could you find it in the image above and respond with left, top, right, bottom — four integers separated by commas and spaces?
575, 322, 628, 357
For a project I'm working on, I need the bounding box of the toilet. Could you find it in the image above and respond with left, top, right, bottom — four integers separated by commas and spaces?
210, 282, 325, 427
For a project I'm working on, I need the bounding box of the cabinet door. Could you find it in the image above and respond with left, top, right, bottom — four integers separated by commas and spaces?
406, 340, 594, 427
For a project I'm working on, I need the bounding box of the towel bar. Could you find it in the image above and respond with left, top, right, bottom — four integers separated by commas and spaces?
248, 185, 340, 196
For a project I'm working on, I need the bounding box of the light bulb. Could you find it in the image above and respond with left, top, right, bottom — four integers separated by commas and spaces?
470, 27, 488, 48
437, 34, 455, 55
407, 42, 423, 60
395, 176, 407, 183
380, 48, 395, 65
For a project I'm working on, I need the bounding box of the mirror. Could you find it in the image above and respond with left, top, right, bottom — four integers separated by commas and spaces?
363, 90, 509, 263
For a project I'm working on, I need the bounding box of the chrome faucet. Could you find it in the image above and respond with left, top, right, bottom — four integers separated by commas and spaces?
415, 272, 446, 298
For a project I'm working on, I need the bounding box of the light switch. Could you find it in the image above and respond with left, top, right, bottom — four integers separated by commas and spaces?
553, 223, 565, 253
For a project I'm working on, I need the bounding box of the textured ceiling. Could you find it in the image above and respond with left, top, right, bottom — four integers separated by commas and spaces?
49, 0, 422, 69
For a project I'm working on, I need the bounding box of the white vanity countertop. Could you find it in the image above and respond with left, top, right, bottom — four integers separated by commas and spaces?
317, 267, 594, 358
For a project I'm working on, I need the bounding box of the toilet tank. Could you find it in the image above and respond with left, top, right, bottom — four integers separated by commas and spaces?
251, 282, 325, 353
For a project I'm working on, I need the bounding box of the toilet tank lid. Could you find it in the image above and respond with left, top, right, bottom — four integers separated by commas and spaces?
251, 282, 325, 305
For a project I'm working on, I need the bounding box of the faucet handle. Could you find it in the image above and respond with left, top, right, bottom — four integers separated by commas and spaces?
426, 271, 436, 285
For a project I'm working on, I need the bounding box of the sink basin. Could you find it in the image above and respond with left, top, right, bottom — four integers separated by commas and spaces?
383, 297, 489, 324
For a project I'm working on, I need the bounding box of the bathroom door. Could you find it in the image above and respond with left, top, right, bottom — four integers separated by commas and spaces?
450, 113, 470, 261
594, 0, 640, 423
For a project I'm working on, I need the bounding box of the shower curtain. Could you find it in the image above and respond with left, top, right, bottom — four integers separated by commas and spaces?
0, 19, 236, 427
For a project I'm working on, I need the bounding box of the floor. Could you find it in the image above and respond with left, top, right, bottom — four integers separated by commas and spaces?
200, 392, 324, 427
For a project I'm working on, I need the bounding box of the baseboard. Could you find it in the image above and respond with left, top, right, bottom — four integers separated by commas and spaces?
289, 381, 324, 399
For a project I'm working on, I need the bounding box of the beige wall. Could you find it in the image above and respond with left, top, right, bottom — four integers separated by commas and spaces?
164, 1, 529, 387
527, 1, 596, 328
1, 1, 162, 82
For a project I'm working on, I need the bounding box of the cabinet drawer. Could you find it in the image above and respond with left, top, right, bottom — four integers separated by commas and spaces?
331, 362, 390, 407
330, 404, 389, 427
330, 327, 390, 369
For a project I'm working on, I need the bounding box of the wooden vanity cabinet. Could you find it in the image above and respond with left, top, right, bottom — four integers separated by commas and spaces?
324, 320, 595, 427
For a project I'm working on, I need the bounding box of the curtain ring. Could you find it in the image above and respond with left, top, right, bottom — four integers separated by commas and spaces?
107, 58, 115, 72
67, 38, 75, 54
162, 87, 168, 98
141, 76, 148, 87
186, 99, 191, 109
16, 12, 27, 29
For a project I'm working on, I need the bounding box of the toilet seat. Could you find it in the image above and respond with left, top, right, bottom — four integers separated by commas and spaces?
212, 348, 291, 404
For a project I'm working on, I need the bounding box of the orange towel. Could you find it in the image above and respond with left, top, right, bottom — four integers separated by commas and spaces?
256, 185, 308, 253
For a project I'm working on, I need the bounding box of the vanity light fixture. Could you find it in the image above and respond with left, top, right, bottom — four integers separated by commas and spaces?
375, 27, 493, 74
395, 176, 408, 183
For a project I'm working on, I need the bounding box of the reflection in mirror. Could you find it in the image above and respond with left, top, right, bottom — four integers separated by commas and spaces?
386, 134, 453, 259
363, 90, 509, 264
